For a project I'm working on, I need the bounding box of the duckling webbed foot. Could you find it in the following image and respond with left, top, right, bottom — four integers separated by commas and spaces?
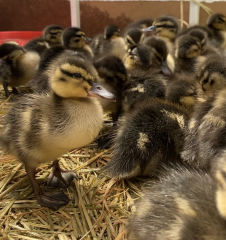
25, 164, 70, 210
36, 190, 70, 210
47, 160, 78, 188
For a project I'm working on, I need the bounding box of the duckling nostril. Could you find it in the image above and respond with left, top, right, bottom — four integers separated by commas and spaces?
97, 86, 102, 90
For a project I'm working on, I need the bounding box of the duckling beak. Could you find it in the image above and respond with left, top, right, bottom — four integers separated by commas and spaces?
142, 26, 157, 32
86, 37, 92, 43
161, 61, 172, 76
87, 82, 116, 101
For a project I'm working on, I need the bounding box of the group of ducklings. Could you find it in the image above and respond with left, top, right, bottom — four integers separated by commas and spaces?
1, 12, 226, 239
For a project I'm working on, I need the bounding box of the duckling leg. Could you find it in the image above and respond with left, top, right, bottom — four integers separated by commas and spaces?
47, 160, 78, 188
3, 80, 10, 98
25, 165, 69, 210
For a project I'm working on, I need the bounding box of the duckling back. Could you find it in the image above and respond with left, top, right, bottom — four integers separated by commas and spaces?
127, 167, 226, 240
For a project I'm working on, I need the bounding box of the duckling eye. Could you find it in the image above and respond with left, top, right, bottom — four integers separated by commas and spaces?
73, 72, 82, 78
203, 79, 208, 84
74, 39, 80, 42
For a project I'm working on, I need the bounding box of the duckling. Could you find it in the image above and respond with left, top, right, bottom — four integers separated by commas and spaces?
124, 44, 153, 70
143, 36, 172, 75
62, 27, 93, 60
123, 44, 168, 112
124, 28, 145, 50
197, 57, 226, 94
207, 13, 226, 49
91, 25, 126, 60
103, 99, 189, 178
143, 15, 180, 54
94, 55, 127, 122
182, 88, 226, 169
0, 42, 40, 97
166, 76, 199, 112
174, 34, 204, 76
24, 38, 50, 57
43, 25, 64, 47
127, 19, 154, 30
0, 51, 115, 210
127, 165, 226, 240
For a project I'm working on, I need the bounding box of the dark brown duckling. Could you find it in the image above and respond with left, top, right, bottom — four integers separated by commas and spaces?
144, 36, 172, 75
43, 25, 64, 47
103, 99, 189, 178
197, 57, 226, 94
0, 42, 40, 97
124, 28, 145, 50
91, 25, 126, 60
127, 162, 226, 240
94, 55, 128, 123
182, 88, 226, 169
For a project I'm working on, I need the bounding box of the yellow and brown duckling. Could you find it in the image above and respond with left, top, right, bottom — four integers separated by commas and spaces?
174, 34, 204, 76
143, 15, 180, 54
197, 57, 226, 94
144, 36, 172, 75
43, 25, 64, 47
103, 98, 189, 178
62, 27, 93, 60
0, 42, 40, 97
94, 55, 128, 123
182, 88, 226, 169
123, 44, 168, 112
127, 161, 226, 240
0, 51, 115, 210
91, 25, 126, 60
124, 28, 145, 50
124, 44, 153, 70
166, 76, 199, 113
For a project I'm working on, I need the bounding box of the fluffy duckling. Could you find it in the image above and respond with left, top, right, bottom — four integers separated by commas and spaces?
124, 44, 153, 70
43, 25, 64, 47
124, 28, 145, 50
197, 57, 226, 94
0, 52, 115, 210
182, 88, 226, 169
174, 34, 204, 76
127, 164, 226, 240
143, 36, 172, 75
62, 27, 93, 60
143, 15, 180, 54
103, 99, 189, 178
166, 76, 199, 112
91, 25, 126, 60
207, 13, 226, 49
123, 44, 168, 112
94, 55, 127, 122
0, 42, 40, 97
24, 38, 50, 57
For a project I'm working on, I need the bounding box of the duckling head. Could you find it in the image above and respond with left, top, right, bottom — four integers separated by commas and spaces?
0, 42, 25, 61
43, 25, 64, 44
144, 37, 171, 75
94, 55, 127, 87
197, 58, 226, 93
143, 15, 179, 41
166, 77, 198, 111
48, 52, 115, 100
207, 13, 226, 31
124, 44, 152, 70
62, 27, 92, 49
104, 25, 120, 40
175, 35, 202, 59
124, 28, 145, 48
188, 29, 207, 54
